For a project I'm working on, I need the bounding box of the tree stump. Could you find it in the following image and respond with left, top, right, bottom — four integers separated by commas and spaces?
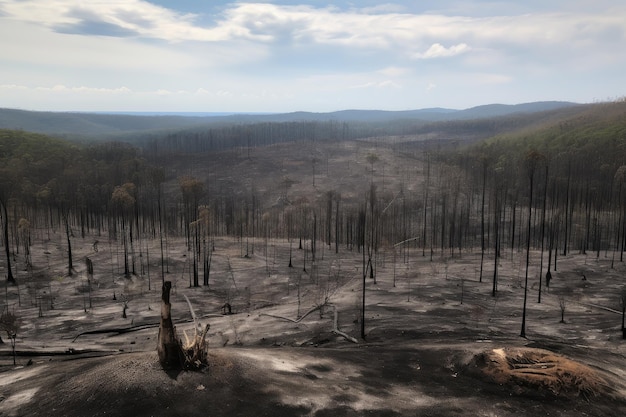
158, 281, 183, 368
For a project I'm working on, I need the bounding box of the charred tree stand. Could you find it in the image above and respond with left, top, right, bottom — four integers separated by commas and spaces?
158, 281, 183, 368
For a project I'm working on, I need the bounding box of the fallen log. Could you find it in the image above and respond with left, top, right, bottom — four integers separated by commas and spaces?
261, 304, 358, 344
72, 323, 159, 342
260, 304, 323, 323
331, 305, 358, 344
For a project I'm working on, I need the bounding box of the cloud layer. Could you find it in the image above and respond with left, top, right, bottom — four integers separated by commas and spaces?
0, 1, 624, 111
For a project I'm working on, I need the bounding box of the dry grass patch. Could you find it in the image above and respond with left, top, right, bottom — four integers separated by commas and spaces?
473, 347, 613, 399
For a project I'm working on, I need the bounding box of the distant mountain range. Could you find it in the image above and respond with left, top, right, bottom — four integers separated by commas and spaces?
0, 101, 579, 137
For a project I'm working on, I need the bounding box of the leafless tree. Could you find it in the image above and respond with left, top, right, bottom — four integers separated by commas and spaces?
619, 287, 626, 339
0, 195, 15, 284
521, 150, 544, 338
558, 296, 567, 323
0, 309, 19, 365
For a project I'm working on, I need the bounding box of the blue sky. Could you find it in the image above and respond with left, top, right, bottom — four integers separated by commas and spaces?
0, 0, 624, 112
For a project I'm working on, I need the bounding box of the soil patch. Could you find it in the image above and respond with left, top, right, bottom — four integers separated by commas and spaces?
471, 347, 614, 399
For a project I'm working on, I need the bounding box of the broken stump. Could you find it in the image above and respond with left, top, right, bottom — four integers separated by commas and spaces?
158, 281, 183, 368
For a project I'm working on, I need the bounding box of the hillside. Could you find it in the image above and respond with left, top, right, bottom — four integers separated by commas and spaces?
1, 231, 625, 417
462, 99, 626, 192
1, 99, 626, 417
0, 108, 209, 137
0, 101, 578, 138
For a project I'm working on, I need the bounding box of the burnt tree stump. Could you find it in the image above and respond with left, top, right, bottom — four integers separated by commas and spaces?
158, 281, 183, 368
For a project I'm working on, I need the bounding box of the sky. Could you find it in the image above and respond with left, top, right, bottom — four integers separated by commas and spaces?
0, 0, 625, 113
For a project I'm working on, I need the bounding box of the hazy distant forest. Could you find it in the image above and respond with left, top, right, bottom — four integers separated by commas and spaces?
2, 100, 626, 293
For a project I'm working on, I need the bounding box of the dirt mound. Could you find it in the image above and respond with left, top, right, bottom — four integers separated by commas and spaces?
471, 347, 613, 399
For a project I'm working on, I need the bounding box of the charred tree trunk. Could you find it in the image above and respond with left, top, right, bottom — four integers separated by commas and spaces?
359, 207, 367, 339
492, 189, 501, 297
622, 303, 625, 338
203, 238, 212, 287
563, 161, 571, 256
158, 281, 182, 368
64, 213, 74, 276
1, 199, 15, 284
335, 196, 340, 254
192, 229, 199, 287
621, 290, 626, 339
538, 165, 549, 303
479, 162, 486, 282
521, 151, 541, 338
122, 217, 130, 277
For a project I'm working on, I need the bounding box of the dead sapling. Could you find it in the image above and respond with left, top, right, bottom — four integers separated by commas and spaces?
619, 287, 626, 339
0, 309, 19, 365
121, 293, 130, 318
559, 296, 567, 323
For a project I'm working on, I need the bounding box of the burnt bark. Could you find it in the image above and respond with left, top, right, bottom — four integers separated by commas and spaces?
157, 281, 182, 368
1, 199, 15, 284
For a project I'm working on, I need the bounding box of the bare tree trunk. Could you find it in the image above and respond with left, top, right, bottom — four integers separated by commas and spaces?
521, 153, 540, 338
158, 189, 165, 285
423, 153, 430, 257
360, 207, 367, 339
563, 160, 571, 256
620, 287, 626, 339
64, 213, 74, 276
203, 238, 212, 287
492, 191, 501, 297
479, 162, 486, 282
538, 165, 548, 303
122, 218, 129, 277
1, 199, 15, 284
335, 195, 340, 254
192, 229, 199, 287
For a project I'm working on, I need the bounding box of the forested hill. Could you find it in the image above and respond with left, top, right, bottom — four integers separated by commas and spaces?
0, 129, 147, 218
0, 108, 210, 136
0, 101, 577, 137
121, 102, 591, 156
460, 99, 626, 207
466, 99, 626, 170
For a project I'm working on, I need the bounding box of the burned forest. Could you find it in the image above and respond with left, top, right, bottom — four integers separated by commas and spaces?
1, 101, 626, 417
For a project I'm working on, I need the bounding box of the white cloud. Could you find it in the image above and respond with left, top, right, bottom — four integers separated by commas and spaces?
0, 19, 197, 72
356, 4, 407, 14
0, 0, 232, 42
0, 84, 28, 91
471, 73, 513, 85
29, 84, 132, 94
413, 43, 470, 59
1, 1, 625, 112
0, 2, 615, 44
378, 80, 401, 88
350, 80, 400, 89
1, 1, 624, 57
